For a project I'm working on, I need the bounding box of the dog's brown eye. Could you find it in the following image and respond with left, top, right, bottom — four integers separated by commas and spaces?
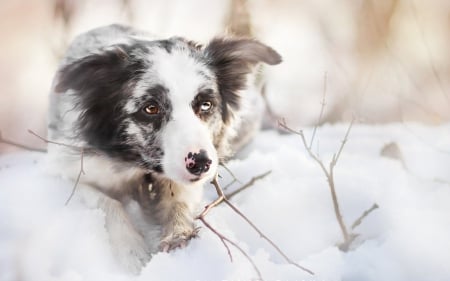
144, 105, 159, 115
200, 101, 212, 112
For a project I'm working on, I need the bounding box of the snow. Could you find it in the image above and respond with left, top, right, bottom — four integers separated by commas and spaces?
1, 123, 450, 281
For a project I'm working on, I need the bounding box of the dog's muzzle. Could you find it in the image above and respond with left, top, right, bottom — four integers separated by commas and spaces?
185, 149, 212, 176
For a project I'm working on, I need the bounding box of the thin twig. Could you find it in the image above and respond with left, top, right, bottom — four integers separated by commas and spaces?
196, 194, 224, 219
280, 117, 379, 251
28, 129, 94, 153
223, 198, 314, 275
223, 178, 239, 190
198, 216, 264, 280
0, 130, 47, 153
309, 72, 328, 149
64, 148, 85, 205
196, 175, 263, 280
220, 163, 243, 185
197, 216, 233, 262
198, 176, 314, 276
331, 118, 355, 167
278, 120, 329, 180
351, 203, 379, 230
226, 170, 272, 200
28, 129, 91, 205
279, 119, 352, 246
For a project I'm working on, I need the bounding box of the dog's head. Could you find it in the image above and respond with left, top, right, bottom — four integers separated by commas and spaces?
54, 37, 281, 185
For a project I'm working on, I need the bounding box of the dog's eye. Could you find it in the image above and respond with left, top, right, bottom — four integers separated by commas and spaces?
200, 101, 213, 112
144, 104, 160, 115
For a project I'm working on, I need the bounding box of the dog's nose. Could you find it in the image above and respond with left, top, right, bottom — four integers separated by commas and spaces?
185, 149, 212, 176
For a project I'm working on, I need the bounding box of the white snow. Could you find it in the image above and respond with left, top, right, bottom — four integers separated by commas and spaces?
1, 123, 450, 281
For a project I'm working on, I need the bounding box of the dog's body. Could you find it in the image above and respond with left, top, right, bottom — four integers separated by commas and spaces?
46, 24, 281, 273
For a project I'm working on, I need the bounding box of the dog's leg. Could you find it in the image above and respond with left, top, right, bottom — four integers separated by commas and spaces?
150, 178, 202, 252
158, 201, 199, 252
77, 184, 150, 274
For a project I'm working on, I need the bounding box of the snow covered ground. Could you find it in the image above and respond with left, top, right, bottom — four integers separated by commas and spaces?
1, 123, 449, 281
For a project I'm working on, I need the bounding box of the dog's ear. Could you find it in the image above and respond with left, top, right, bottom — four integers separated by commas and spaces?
54, 46, 146, 148
205, 37, 282, 66
54, 46, 138, 93
204, 38, 282, 123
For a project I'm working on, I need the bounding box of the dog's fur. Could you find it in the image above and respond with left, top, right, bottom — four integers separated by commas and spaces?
46, 24, 281, 273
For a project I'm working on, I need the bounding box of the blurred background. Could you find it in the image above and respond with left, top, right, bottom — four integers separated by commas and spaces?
0, 0, 449, 153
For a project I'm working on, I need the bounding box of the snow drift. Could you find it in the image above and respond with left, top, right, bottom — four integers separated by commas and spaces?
1, 123, 450, 281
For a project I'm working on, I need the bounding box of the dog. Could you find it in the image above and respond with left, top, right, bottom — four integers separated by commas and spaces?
46, 24, 281, 273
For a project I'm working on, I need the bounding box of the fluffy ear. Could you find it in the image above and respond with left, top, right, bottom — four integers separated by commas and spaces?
205, 37, 282, 66
54, 46, 140, 94
204, 38, 282, 123
53, 46, 146, 149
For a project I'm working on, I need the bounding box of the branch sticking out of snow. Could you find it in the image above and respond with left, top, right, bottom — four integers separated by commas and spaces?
351, 203, 379, 230
196, 174, 315, 280
226, 170, 272, 200
279, 118, 379, 252
28, 130, 93, 205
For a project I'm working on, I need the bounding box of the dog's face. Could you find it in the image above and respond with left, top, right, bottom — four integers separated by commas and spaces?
54, 37, 281, 185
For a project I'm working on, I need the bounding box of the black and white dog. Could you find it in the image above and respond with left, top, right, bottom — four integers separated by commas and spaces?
46, 24, 281, 273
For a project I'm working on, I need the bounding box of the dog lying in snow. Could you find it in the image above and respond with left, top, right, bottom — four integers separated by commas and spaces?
46, 24, 281, 273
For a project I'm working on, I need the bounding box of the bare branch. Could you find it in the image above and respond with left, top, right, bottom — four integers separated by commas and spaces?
28, 130, 92, 205
220, 162, 243, 189
351, 203, 379, 230
331, 118, 355, 167
197, 216, 233, 262
223, 198, 314, 275
280, 117, 380, 251
327, 165, 349, 242
0, 130, 47, 153
196, 175, 263, 280
309, 72, 328, 149
198, 215, 264, 280
28, 130, 96, 153
64, 148, 85, 205
278, 120, 330, 178
226, 170, 272, 200
196, 194, 224, 219
197, 175, 314, 277
279, 119, 353, 247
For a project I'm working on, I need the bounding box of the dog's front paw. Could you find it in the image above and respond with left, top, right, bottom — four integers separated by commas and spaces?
159, 227, 200, 252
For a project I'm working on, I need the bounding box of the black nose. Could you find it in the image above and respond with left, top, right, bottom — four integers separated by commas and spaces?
185, 149, 212, 176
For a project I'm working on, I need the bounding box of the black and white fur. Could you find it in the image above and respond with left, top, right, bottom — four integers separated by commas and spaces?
46, 24, 281, 273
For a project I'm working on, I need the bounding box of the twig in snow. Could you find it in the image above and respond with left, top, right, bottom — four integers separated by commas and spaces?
220, 162, 243, 189
0, 129, 85, 204
196, 175, 263, 280
0, 130, 47, 153
64, 148, 85, 205
28, 129, 93, 205
222, 197, 314, 275
196, 175, 314, 279
309, 72, 328, 149
351, 203, 379, 230
197, 216, 234, 262
279, 118, 353, 244
279, 117, 378, 251
226, 170, 272, 200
